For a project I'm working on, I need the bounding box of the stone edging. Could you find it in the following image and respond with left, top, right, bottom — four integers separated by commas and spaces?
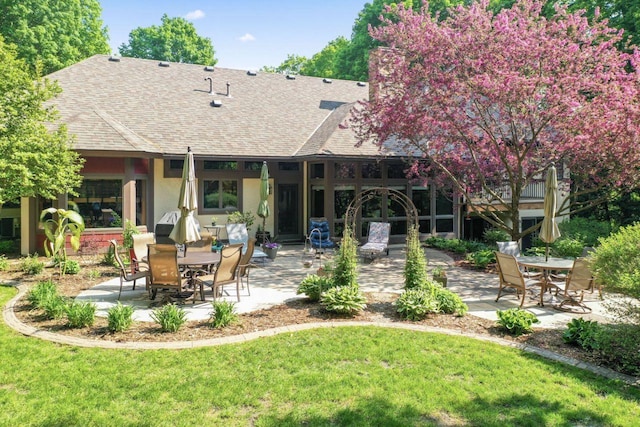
3, 283, 638, 386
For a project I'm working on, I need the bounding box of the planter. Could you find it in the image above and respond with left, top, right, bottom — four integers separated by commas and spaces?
264, 246, 279, 260
211, 244, 224, 253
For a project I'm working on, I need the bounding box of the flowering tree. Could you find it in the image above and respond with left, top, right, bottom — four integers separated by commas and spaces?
351, 0, 640, 241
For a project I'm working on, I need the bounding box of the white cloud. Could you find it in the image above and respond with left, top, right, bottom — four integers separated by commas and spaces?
239, 33, 256, 42
185, 10, 205, 20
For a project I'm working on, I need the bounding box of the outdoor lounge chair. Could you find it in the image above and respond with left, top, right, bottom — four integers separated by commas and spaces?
147, 243, 194, 303
195, 243, 244, 301
548, 257, 595, 312
494, 251, 545, 308
307, 217, 335, 256
226, 223, 268, 262
359, 222, 390, 260
109, 239, 149, 300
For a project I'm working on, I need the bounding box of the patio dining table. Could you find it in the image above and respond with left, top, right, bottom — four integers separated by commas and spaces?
516, 256, 574, 306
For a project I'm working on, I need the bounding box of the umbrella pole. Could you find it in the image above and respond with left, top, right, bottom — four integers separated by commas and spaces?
262, 217, 267, 246
545, 244, 549, 261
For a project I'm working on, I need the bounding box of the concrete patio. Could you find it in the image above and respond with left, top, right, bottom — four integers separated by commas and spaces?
77, 244, 613, 328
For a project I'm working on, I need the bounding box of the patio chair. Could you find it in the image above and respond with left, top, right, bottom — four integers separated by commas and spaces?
195, 243, 244, 301
359, 222, 391, 260
307, 217, 335, 256
494, 251, 546, 308
226, 223, 268, 262
131, 232, 155, 274
237, 238, 258, 295
147, 243, 195, 303
497, 241, 542, 279
549, 257, 595, 312
109, 239, 149, 300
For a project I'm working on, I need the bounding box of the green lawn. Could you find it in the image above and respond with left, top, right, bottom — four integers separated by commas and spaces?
1, 285, 639, 426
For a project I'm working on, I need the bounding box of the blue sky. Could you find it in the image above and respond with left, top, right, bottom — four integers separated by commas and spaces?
101, 0, 367, 70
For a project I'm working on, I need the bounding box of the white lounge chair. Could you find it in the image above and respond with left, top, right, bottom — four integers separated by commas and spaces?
226, 223, 268, 262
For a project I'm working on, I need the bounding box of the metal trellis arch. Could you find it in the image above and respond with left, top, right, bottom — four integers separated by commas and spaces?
344, 187, 419, 234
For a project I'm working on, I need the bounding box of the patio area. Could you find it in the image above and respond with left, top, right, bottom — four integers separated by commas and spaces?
77, 244, 613, 328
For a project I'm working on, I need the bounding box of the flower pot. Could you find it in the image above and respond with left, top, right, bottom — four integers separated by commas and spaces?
264, 246, 278, 260
211, 244, 224, 253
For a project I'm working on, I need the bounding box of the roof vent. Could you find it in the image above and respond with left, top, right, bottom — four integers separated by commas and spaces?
204, 65, 214, 72
108, 55, 121, 62
323, 78, 333, 84
247, 70, 257, 76
286, 74, 296, 80
357, 81, 366, 87
159, 61, 170, 67
210, 99, 223, 107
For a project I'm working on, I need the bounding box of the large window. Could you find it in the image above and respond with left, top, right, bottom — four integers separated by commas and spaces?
203, 180, 238, 210
68, 179, 122, 228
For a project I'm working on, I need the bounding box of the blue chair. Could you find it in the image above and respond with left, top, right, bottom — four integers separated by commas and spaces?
307, 217, 335, 255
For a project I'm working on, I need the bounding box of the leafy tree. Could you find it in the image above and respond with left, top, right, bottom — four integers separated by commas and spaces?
300, 37, 349, 78
0, 0, 109, 74
261, 54, 308, 75
119, 14, 216, 65
352, 0, 640, 241
0, 36, 84, 209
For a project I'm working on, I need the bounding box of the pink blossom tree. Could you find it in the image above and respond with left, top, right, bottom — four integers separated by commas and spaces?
351, 0, 640, 241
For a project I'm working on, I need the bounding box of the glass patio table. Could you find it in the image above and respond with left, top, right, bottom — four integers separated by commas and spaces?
516, 256, 574, 306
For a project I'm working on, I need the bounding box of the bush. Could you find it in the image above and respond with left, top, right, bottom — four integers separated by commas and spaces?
404, 226, 428, 289
26, 280, 58, 308
396, 288, 439, 320
107, 302, 135, 332
209, 300, 238, 328
41, 295, 69, 320
60, 259, 81, 275
320, 286, 367, 315
65, 301, 96, 328
151, 304, 187, 332
558, 217, 612, 247
297, 274, 335, 302
483, 228, 511, 246
465, 249, 495, 269
122, 219, 139, 249
563, 318, 601, 351
434, 288, 468, 316
0, 255, 8, 272
496, 308, 539, 336
101, 244, 117, 267
594, 323, 640, 376
552, 237, 584, 258
0, 240, 15, 254
20, 254, 44, 275
332, 227, 358, 288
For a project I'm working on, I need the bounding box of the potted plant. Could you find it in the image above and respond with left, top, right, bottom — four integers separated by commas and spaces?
263, 241, 281, 260
432, 266, 448, 287
210, 216, 218, 226
211, 239, 224, 252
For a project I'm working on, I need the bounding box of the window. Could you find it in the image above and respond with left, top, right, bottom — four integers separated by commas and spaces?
334, 185, 355, 220
362, 163, 381, 179
310, 163, 324, 179
387, 163, 406, 179
278, 162, 299, 171
203, 180, 238, 210
335, 162, 356, 179
68, 179, 122, 228
203, 161, 238, 170
169, 159, 184, 170
412, 186, 431, 216
244, 161, 262, 171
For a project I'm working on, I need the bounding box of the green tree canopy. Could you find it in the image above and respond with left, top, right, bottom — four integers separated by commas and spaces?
0, 36, 84, 207
119, 14, 216, 65
261, 54, 308, 75
0, 0, 109, 74
300, 37, 350, 78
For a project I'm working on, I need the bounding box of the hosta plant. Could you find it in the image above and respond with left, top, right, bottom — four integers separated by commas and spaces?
320, 286, 367, 315
396, 288, 438, 321
496, 308, 539, 336
297, 274, 335, 302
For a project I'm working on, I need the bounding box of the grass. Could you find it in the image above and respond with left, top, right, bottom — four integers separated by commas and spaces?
0, 286, 639, 426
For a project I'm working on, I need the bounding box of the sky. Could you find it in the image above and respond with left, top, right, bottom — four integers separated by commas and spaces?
101, 0, 367, 70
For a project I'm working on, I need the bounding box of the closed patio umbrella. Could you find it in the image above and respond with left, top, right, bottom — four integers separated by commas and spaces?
257, 161, 270, 246
169, 147, 201, 250
539, 163, 561, 261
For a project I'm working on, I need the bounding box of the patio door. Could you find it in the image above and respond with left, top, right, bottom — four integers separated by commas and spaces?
276, 183, 301, 241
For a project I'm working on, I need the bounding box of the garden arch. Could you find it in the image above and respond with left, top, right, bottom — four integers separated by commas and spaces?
344, 187, 419, 236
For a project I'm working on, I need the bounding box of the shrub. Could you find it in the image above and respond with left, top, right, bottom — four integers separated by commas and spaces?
151, 304, 187, 332
65, 301, 96, 328
60, 259, 81, 275
594, 323, 640, 376
122, 219, 139, 249
209, 300, 238, 328
483, 228, 510, 246
404, 226, 428, 289
465, 249, 495, 269
320, 286, 367, 315
496, 308, 539, 336
41, 295, 69, 320
0, 240, 15, 254
434, 288, 468, 316
332, 226, 358, 288
20, 254, 44, 275
101, 244, 117, 267
86, 269, 101, 280
26, 280, 58, 308
558, 217, 612, 247
297, 274, 335, 302
396, 288, 439, 320
0, 255, 8, 272
552, 237, 584, 258
563, 318, 601, 351
107, 302, 135, 332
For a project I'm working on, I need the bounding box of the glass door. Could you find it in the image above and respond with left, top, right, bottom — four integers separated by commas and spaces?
276, 183, 301, 241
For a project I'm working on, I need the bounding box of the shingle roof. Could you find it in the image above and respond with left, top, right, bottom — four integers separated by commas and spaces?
47, 55, 384, 159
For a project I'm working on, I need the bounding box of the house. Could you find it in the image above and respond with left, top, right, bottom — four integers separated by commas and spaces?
15, 54, 554, 255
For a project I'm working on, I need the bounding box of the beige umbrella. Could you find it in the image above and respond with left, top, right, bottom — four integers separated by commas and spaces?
539, 163, 561, 261
169, 147, 201, 250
